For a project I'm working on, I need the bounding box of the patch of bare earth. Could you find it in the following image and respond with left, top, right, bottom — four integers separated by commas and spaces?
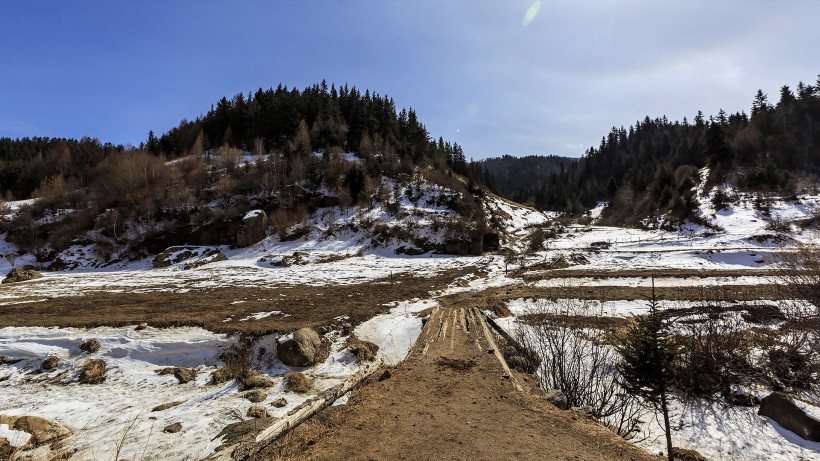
249, 307, 657, 461
0, 268, 474, 334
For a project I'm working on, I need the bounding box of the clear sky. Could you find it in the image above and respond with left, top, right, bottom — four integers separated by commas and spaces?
1, 1, 818, 159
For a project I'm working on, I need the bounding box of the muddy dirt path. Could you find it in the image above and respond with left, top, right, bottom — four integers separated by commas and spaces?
251, 307, 657, 461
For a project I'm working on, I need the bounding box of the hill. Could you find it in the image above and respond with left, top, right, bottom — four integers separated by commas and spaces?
0, 82, 503, 268
485, 76, 820, 226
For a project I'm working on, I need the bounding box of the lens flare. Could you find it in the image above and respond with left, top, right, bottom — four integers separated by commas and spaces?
522, 1, 541, 26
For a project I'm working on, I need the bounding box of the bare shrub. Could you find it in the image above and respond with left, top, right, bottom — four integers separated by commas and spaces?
775, 244, 820, 316
516, 299, 642, 438
672, 312, 755, 398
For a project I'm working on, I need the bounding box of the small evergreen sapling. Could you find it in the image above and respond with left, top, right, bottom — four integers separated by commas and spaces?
617, 281, 678, 461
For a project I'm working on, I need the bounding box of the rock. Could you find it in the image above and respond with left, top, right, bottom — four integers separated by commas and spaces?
41, 356, 59, 371
246, 406, 269, 419
244, 390, 267, 403
378, 369, 392, 381
79, 359, 106, 384
759, 392, 820, 441
571, 405, 594, 416
163, 422, 182, 433
239, 371, 274, 390
173, 367, 197, 384
135, 323, 148, 331
544, 389, 569, 410
2, 266, 43, 284
152, 401, 184, 412
0, 415, 71, 446
283, 372, 312, 393
79, 339, 101, 353
277, 328, 321, 367
271, 398, 288, 408
236, 210, 269, 247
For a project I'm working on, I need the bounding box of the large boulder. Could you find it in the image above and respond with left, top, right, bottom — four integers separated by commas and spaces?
277, 328, 321, 367
236, 210, 269, 247
2, 266, 43, 284
758, 392, 820, 441
0, 415, 71, 446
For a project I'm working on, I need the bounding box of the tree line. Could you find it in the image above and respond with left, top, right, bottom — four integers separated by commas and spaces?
483, 76, 820, 224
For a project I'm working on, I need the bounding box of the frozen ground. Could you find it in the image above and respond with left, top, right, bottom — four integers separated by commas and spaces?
0, 295, 424, 460
1, 185, 819, 460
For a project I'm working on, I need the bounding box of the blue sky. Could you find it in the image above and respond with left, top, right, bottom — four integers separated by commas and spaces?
1, 1, 818, 159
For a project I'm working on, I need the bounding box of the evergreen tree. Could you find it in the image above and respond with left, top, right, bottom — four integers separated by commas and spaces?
617, 281, 678, 461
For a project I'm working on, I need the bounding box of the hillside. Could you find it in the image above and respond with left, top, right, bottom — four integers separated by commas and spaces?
476, 154, 576, 205
484, 77, 820, 226
0, 83, 503, 269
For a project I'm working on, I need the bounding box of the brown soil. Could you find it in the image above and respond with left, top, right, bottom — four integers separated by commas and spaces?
250, 307, 657, 461
0, 268, 475, 334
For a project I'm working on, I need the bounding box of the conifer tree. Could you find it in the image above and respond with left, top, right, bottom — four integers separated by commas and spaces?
617, 281, 678, 461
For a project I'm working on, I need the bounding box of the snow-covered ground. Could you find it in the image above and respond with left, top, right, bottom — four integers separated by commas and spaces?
0, 299, 426, 460
2, 180, 819, 460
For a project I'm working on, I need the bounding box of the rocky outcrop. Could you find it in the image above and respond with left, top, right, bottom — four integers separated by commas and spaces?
2, 266, 43, 284
153, 246, 226, 269
759, 392, 820, 441
277, 328, 322, 367
236, 210, 268, 247
0, 415, 71, 446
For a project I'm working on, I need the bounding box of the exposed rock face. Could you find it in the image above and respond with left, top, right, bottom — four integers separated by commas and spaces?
236, 210, 268, 247
544, 389, 569, 410
271, 398, 288, 408
153, 246, 227, 269
2, 266, 43, 284
759, 392, 820, 441
0, 415, 71, 446
277, 328, 322, 367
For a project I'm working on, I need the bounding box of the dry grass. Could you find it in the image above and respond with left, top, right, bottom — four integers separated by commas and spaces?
346, 335, 379, 362
283, 372, 312, 393
78, 359, 106, 384
0, 268, 476, 334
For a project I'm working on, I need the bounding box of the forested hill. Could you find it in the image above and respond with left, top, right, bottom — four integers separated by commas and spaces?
0, 81, 493, 200
476, 155, 576, 205
487, 76, 820, 224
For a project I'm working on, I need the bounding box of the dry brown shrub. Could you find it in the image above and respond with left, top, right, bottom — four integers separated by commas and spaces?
284, 372, 312, 393
346, 335, 379, 362
79, 359, 106, 384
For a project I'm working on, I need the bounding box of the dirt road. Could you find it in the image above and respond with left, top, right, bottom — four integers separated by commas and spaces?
251, 306, 657, 461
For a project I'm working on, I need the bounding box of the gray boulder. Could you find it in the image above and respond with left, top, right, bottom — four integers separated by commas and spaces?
277, 328, 321, 367
544, 389, 569, 410
236, 210, 268, 247
759, 392, 820, 441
